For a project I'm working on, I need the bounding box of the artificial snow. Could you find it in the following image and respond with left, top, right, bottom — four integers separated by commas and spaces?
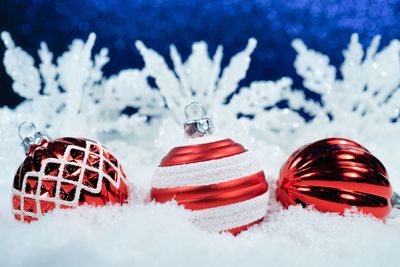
0, 202, 399, 267
1, 32, 400, 266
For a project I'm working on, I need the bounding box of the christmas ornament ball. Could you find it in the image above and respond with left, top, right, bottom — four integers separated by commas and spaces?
13, 123, 129, 222
151, 103, 269, 234
276, 137, 392, 220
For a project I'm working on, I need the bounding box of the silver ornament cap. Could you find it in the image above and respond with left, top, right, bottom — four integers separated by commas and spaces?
392, 192, 400, 209
18, 122, 51, 154
183, 102, 214, 138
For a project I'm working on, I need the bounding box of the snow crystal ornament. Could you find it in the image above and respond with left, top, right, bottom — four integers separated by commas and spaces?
151, 102, 269, 234
12, 122, 129, 222
276, 138, 393, 220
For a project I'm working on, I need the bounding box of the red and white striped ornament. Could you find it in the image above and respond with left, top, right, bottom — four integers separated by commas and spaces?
151, 103, 269, 234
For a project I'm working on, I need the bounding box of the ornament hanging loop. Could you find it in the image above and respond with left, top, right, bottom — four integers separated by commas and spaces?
184, 102, 214, 138
18, 122, 51, 154
18, 121, 37, 140
184, 102, 207, 121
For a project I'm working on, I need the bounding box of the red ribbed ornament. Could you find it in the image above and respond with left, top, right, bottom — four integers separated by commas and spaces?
151, 102, 269, 234
276, 138, 392, 220
13, 125, 129, 222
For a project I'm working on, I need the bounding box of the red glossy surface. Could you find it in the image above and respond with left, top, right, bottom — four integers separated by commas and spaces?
276, 138, 392, 220
13, 137, 129, 222
226, 218, 264, 235
160, 139, 246, 166
153, 138, 268, 234
152, 171, 267, 210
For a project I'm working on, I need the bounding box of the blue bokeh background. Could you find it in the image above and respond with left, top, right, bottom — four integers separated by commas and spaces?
1, 0, 399, 107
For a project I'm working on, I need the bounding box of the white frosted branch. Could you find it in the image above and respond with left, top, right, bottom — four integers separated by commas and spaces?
136, 40, 183, 121
38, 42, 59, 95
292, 39, 335, 95
2, 32, 41, 99
215, 38, 257, 105
203, 45, 223, 99
170, 44, 191, 97
1, 31, 15, 49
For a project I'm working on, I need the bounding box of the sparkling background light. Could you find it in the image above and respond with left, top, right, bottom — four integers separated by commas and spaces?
1, 0, 399, 107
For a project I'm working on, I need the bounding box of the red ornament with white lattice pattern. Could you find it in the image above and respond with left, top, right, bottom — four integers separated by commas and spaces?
12, 123, 129, 222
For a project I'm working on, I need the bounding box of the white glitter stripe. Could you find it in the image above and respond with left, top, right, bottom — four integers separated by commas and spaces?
191, 191, 269, 232
152, 151, 263, 188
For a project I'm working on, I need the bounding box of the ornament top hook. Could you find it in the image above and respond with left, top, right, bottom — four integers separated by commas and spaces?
184, 102, 207, 121
392, 192, 400, 209
183, 102, 214, 138
18, 121, 51, 154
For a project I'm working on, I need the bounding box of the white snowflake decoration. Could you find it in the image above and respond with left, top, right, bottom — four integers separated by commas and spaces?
292, 34, 400, 124
1, 30, 399, 193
